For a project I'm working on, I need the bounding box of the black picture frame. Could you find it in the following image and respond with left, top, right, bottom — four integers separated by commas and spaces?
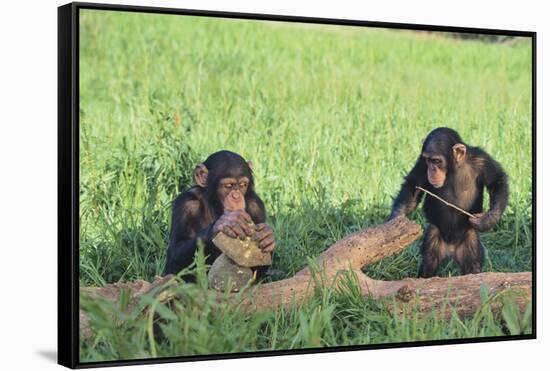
58, 2, 536, 368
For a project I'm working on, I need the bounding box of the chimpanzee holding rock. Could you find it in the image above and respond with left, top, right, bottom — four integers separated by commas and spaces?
164, 150, 276, 281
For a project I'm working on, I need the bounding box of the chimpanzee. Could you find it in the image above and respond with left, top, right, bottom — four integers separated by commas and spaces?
389, 127, 509, 277
164, 150, 276, 278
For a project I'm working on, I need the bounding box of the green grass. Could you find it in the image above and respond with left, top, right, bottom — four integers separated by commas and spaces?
78, 10, 533, 362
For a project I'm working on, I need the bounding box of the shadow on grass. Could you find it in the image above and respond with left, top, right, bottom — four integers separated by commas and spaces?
79, 190, 532, 287
267, 200, 422, 280
268, 199, 532, 282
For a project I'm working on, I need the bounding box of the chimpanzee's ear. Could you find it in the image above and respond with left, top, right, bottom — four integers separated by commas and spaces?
452, 143, 467, 163
194, 164, 208, 187
247, 160, 253, 170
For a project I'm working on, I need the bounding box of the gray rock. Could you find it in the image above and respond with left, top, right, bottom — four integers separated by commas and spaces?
208, 254, 254, 292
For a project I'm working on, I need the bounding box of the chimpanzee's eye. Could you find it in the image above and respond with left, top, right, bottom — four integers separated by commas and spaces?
239, 182, 248, 188
224, 184, 233, 189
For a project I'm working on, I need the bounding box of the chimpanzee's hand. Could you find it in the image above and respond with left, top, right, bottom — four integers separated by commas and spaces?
253, 223, 276, 253
213, 210, 255, 240
469, 212, 496, 232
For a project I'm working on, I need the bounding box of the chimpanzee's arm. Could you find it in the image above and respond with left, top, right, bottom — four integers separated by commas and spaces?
389, 157, 427, 219
164, 193, 218, 276
472, 148, 509, 229
245, 192, 271, 278
246, 193, 267, 224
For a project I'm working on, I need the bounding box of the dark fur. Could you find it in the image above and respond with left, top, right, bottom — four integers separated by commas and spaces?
164, 151, 266, 278
390, 128, 509, 277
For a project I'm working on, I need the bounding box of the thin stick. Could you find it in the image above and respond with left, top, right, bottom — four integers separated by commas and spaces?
415, 186, 476, 218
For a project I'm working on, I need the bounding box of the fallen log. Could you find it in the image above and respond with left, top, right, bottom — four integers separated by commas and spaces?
230, 216, 423, 310
297, 215, 423, 275
79, 217, 532, 334
226, 269, 531, 316
360, 271, 532, 318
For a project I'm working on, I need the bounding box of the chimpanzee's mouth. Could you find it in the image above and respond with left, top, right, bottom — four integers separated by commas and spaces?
428, 179, 444, 189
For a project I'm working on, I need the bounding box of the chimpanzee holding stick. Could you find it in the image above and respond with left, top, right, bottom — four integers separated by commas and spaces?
389, 127, 509, 277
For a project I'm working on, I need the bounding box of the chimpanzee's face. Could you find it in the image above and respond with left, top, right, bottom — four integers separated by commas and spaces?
194, 150, 255, 214
421, 133, 467, 189
218, 177, 249, 211
422, 151, 447, 189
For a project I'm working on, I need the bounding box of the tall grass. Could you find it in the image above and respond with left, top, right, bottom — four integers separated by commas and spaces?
78, 10, 532, 361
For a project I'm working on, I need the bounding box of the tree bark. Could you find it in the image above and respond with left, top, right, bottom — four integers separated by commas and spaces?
227, 269, 531, 316
360, 271, 532, 317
